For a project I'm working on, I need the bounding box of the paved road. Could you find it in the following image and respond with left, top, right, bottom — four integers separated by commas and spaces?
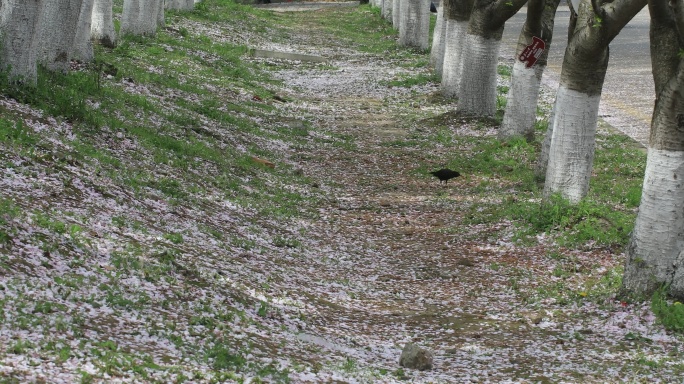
500, 6, 652, 146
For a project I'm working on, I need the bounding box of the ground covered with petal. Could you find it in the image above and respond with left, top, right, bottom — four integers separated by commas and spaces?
0, 1, 682, 383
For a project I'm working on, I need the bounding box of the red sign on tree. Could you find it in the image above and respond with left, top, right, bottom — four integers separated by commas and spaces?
518, 36, 545, 68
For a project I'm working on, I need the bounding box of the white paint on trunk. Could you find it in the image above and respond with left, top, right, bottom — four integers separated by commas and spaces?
398, 0, 429, 50
624, 148, 684, 293
91, 0, 116, 47
121, 0, 164, 36
543, 85, 601, 203
0, 0, 42, 84
72, 0, 94, 62
440, 19, 467, 98
36, 0, 84, 72
536, 101, 556, 179
392, 0, 401, 28
382, 0, 392, 20
429, 4, 446, 77
166, 0, 194, 10
500, 58, 544, 139
457, 33, 500, 115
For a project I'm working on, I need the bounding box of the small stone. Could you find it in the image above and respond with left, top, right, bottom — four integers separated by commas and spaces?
399, 343, 433, 371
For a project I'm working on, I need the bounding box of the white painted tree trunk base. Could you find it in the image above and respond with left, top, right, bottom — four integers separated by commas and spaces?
0, 0, 42, 84
500, 59, 544, 140
91, 0, 117, 47
457, 34, 500, 116
429, 5, 446, 77
398, 0, 429, 50
543, 85, 601, 203
382, 0, 393, 20
623, 148, 684, 296
122, 0, 164, 36
392, 0, 401, 28
72, 0, 95, 62
441, 19, 467, 98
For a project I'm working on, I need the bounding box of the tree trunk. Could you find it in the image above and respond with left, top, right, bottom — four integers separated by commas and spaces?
382, 0, 393, 20
398, 0, 430, 50
166, 0, 194, 10
121, 0, 164, 36
536, 6, 577, 180
621, 0, 684, 299
542, 0, 646, 202
91, 0, 116, 47
72, 0, 94, 62
430, 2, 447, 77
0, 0, 43, 84
392, 0, 401, 28
36, 0, 84, 72
456, 0, 526, 116
440, 0, 472, 97
499, 0, 561, 140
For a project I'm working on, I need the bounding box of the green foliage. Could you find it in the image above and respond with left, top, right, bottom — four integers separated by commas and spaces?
514, 194, 633, 247
591, 134, 646, 208
0, 119, 37, 146
497, 65, 512, 77
207, 344, 246, 371
453, 136, 538, 188
652, 288, 684, 333
382, 73, 438, 88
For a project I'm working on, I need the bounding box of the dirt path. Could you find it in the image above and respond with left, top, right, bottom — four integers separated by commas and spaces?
244, 6, 684, 383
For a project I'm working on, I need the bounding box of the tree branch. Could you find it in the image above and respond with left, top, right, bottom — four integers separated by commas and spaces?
600, 0, 647, 39
491, 0, 529, 27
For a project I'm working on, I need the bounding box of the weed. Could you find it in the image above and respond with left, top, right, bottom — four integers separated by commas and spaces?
207, 344, 246, 371
163, 232, 184, 244
497, 65, 512, 77
652, 288, 684, 333
0, 119, 37, 146
257, 301, 270, 317
381, 73, 438, 88
341, 356, 357, 372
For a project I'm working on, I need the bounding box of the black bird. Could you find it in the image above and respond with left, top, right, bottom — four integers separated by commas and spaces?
430, 168, 460, 185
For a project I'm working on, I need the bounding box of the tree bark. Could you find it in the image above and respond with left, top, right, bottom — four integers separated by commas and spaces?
621, 0, 684, 299
0, 0, 43, 84
499, 0, 561, 141
166, 0, 195, 10
121, 0, 164, 36
440, 0, 472, 97
398, 0, 430, 50
393, 0, 401, 28
430, 2, 447, 77
72, 0, 95, 62
542, 0, 646, 202
91, 0, 116, 47
35, 0, 84, 72
383, 0, 393, 20
456, 0, 527, 116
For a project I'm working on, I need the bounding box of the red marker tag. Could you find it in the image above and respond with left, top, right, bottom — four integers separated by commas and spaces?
518, 36, 545, 68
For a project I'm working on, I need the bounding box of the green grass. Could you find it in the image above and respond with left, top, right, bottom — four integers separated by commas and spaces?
381, 72, 438, 88
436, 105, 643, 249
652, 288, 684, 333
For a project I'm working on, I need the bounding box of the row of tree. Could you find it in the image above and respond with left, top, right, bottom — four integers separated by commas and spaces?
0, 0, 200, 85
375, 0, 684, 300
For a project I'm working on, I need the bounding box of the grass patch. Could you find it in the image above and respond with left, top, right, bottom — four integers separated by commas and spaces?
452, 130, 641, 248
381, 73, 438, 88
652, 288, 684, 333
